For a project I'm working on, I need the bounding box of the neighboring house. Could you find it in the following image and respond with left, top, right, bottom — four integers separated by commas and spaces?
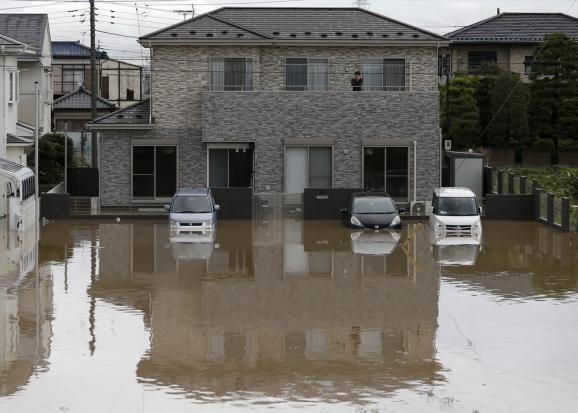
445, 12, 578, 80
0, 33, 36, 225
52, 41, 143, 108
53, 85, 115, 166
0, 14, 52, 134
89, 7, 447, 208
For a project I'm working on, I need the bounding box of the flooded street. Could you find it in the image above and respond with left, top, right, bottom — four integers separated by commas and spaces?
0, 219, 577, 412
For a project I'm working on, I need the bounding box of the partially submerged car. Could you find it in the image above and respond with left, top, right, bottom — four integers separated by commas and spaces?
430, 187, 482, 239
340, 192, 403, 229
165, 187, 219, 233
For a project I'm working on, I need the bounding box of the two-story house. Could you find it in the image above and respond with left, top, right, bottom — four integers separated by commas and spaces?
89, 7, 447, 209
52, 41, 143, 109
445, 12, 578, 80
0, 14, 52, 136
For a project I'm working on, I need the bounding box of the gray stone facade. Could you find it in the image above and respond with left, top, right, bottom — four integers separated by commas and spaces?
99, 44, 441, 206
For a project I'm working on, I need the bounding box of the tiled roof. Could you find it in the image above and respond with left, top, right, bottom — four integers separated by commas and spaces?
53, 85, 116, 110
0, 33, 26, 47
0, 14, 48, 56
446, 13, 578, 43
90, 99, 151, 125
52, 41, 108, 59
7, 134, 33, 146
140, 7, 446, 43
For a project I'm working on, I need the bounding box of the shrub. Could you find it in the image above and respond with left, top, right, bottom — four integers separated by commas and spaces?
533, 138, 555, 151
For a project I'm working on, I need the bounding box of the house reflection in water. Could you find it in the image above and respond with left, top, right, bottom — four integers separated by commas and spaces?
0, 225, 52, 397
92, 219, 442, 402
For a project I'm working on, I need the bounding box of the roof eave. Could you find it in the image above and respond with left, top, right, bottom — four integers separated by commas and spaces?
139, 39, 449, 47
86, 123, 155, 130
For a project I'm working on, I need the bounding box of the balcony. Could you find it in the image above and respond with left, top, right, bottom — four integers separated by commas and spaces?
202, 89, 439, 143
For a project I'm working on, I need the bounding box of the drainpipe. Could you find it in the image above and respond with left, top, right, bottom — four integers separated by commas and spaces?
413, 140, 417, 203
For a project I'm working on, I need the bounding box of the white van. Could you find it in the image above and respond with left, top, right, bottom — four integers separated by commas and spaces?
430, 188, 482, 239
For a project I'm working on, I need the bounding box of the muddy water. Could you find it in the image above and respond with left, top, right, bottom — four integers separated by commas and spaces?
0, 219, 577, 412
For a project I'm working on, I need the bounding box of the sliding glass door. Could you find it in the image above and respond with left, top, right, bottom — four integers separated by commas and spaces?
208, 147, 253, 188
363, 146, 408, 198
285, 146, 332, 193
132, 145, 177, 199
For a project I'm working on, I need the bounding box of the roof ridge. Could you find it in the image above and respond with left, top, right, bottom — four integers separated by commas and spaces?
53, 85, 115, 108
140, 8, 227, 40
206, 13, 273, 39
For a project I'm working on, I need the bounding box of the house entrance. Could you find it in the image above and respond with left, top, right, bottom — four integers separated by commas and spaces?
363, 147, 409, 199
208, 145, 253, 188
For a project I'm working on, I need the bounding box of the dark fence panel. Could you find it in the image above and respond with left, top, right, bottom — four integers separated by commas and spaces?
211, 188, 253, 220
483, 166, 494, 196
485, 194, 534, 220
303, 188, 364, 220
41, 194, 70, 219
68, 168, 99, 197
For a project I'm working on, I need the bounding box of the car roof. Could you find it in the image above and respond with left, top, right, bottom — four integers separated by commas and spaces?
352, 192, 393, 198
174, 187, 211, 196
435, 187, 476, 198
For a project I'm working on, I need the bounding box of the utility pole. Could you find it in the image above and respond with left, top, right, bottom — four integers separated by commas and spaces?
90, 0, 98, 167
64, 121, 68, 194
34, 81, 39, 221
445, 65, 450, 140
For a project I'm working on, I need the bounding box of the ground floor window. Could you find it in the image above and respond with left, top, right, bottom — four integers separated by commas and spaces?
285, 146, 332, 193
208, 147, 253, 187
363, 146, 409, 198
132, 145, 177, 198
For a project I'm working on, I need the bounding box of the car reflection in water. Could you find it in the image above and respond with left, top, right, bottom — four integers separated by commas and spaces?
170, 230, 216, 261
350, 230, 401, 256
431, 224, 482, 266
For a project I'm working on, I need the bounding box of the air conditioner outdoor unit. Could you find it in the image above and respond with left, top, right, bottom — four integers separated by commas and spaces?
410, 201, 432, 216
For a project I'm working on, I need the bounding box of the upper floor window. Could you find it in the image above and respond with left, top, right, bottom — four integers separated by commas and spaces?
210, 57, 253, 91
8, 71, 19, 103
524, 56, 534, 75
362, 58, 406, 91
468, 51, 497, 73
285, 58, 329, 91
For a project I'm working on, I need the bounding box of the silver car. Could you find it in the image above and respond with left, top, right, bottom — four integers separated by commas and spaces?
165, 187, 220, 233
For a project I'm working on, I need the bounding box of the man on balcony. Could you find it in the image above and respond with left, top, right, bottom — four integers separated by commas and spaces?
351, 71, 363, 91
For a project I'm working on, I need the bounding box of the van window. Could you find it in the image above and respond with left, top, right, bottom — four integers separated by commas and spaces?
353, 197, 396, 214
172, 196, 212, 213
437, 197, 478, 216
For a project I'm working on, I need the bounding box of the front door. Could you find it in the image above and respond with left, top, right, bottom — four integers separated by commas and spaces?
208, 147, 253, 188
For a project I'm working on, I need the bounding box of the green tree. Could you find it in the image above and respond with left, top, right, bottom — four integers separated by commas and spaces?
486, 71, 530, 148
529, 33, 578, 161
27, 133, 74, 189
440, 75, 480, 149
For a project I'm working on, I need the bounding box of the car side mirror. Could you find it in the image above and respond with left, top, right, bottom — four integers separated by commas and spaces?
214, 204, 220, 211
339, 208, 348, 215
478, 206, 482, 215
163, 204, 170, 211
398, 207, 407, 214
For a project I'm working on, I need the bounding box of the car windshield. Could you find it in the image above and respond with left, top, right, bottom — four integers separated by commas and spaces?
172, 196, 212, 213
437, 197, 478, 216
353, 197, 396, 214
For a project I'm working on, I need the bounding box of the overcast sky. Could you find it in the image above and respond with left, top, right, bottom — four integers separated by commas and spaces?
2, 0, 577, 64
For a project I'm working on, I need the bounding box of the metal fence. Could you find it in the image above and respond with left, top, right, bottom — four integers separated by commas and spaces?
484, 166, 575, 232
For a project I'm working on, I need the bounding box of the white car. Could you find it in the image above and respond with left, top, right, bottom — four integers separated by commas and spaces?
430, 187, 482, 240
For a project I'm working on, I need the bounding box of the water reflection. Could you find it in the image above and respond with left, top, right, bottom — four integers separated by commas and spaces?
0, 218, 577, 409
0, 224, 52, 397
94, 219, 441, 401
433, 237, 481, 267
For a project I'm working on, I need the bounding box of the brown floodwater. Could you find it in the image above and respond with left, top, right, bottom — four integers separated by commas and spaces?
0, 218, 577, 412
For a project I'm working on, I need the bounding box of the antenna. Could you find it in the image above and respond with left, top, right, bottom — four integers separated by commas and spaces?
174, 4, 195, 21
353, 0, 370, 8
